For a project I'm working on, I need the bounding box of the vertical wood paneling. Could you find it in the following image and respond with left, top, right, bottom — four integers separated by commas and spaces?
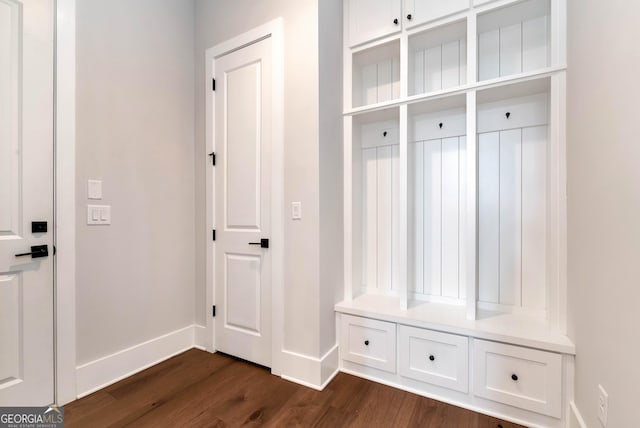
499, 129, 522, 306
478, 29, 499, 81
392, 56, 401, 99
478, 132, 500, 303
391, 144, 400, 291
377, 59, 393, 102
409, 142, 424, 294
500, 23, 523, 77
458, 136, 467, 300
459, 39, 467, 85
522, 126, 547, 310
363, 148, 378, 289
441, 137, 460, 298
522, 16, 548, 72
424, 139, 442, 296
413, 50, 425, 96
441, 41, 460, 89
377, 146, 393, 292
362, 63, 378, 106
424, 46, 442, 93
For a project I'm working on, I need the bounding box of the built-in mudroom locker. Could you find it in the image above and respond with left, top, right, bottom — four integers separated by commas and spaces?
335, 0, 574, 426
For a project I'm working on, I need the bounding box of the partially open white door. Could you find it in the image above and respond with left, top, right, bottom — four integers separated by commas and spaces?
214, 37, 273, 368
0, 0, 54, 406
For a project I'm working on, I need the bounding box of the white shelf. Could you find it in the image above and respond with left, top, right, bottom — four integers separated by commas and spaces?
344, 65, 565, 116
335, 294, 575, 354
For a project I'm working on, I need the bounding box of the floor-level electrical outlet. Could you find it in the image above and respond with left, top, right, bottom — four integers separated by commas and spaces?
598, 384, 608, 426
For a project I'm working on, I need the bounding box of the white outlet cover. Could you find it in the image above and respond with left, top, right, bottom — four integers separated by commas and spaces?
291, 202, 302, 220
598, 384, 608, 426
88, 180, 102, 200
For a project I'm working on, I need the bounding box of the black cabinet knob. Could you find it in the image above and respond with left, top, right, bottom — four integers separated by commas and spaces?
383, 131, 388, 137
407, 14, 413, 20
439, 122, 443, 129
364, 340, 370, 346
393, 18, 399, 25
506, 112, 511, 119
511, 374, 518, 381
429, 355, 435, 361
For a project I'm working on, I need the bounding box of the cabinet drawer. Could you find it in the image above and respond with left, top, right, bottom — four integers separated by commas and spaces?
399, 326, 469, 392
473, 339, 562, 417
341, 315, 396, 373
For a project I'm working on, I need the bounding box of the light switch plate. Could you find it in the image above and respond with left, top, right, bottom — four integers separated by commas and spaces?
87, 205, 111, 225
88, 180, 103, 200
291, 202, 302, 220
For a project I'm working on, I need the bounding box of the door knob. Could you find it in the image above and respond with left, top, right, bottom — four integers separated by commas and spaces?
248, 239, 269, 249
15, 245, 49, 259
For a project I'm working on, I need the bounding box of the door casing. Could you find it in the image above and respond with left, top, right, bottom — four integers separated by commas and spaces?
205, 19, 284, 376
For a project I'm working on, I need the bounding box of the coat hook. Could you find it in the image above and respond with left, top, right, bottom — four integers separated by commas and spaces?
506, 112, 511, 119
383, 131, 388, 137
439, 122, 443, 129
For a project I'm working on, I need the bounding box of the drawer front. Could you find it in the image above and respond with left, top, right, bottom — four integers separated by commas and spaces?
399, 325, 469, 393
341, 315, 396, 373
473, 339, 562, 417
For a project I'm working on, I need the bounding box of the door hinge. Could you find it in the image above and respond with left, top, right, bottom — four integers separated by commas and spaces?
212, 229, 216, 241
212, 305, 216, 317
212, 78, 216, 91
209, 152, 216, 166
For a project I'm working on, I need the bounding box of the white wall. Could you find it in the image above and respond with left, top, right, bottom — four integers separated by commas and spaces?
567, 0, 640, 426
318, 0, 344, 356
75, 0, 196, 365
195, 0, 337, 358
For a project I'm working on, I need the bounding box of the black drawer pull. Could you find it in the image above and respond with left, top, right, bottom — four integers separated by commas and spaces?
511, 374, 518, 381
429, 355, 435, 361
393, 18, 399, 25
364, 340, 370, 346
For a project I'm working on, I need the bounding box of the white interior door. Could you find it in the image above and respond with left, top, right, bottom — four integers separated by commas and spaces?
0, 0, 54, 406
214, 37, 272, 368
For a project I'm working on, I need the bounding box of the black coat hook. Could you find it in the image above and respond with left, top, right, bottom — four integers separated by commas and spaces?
439, 122, 443, 129
506, 112, 511, 119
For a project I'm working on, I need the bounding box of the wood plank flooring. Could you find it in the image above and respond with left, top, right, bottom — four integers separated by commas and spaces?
64, 349, 523, 428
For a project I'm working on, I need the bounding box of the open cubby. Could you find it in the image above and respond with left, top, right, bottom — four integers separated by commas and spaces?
351, 107, 401, 296
477, 0, 550, 82
409, 20, 467, 97
352, 40, 400, 108
476, 78, 550, 315
408, 95, 467, 305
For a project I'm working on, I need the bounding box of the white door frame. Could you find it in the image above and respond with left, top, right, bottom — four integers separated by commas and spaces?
54, 0, 78, 405
205, 19, 285, 376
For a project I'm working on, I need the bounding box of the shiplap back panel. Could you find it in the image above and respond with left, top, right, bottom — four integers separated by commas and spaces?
409, 136, 467, 300
478, 3, 549, 81
362, 144, 400, 293
412, 39, 467, 96
359, 57, 401, 106
477, 91, 548, 310
478, 126, 547, 308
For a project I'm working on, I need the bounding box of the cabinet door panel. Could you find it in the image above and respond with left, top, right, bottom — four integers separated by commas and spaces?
404, 0, 468, 29
349, 0, 401, 47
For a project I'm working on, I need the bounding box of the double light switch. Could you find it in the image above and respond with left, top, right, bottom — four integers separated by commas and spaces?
87, 179, 111, 225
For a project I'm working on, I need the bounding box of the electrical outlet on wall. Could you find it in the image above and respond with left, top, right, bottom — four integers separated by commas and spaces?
598, 384, 608, 426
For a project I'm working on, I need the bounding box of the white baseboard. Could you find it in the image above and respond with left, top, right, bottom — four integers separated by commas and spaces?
281, 344, 339, 390
75, 325, 196, 398
193, 324, 208, 350
570, 401, 588, 428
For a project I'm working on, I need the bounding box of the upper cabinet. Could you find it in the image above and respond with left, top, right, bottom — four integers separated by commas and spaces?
403, 0, 469, 29
348, 0, 402, 47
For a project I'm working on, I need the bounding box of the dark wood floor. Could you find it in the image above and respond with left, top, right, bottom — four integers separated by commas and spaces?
65, 349, 523, 427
